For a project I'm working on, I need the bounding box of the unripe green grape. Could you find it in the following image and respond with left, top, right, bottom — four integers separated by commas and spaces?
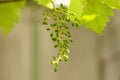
42, 21, 47, 25
63, 55, 69, 62
54, 67, 58, 72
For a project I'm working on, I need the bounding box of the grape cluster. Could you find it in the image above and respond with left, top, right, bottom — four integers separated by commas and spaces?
42, 4, 73, 72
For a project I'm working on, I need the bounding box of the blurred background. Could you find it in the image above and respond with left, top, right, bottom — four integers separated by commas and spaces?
0, 2, 120, 80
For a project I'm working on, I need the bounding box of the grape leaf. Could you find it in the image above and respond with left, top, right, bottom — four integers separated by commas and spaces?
0, 1, 26, 34
67, 0, 120, 35
68, 0, 87, 18
81, 2, 114, 35
101, 0, 120, 9
67, 0, 86, 25
37, 0, 51, 8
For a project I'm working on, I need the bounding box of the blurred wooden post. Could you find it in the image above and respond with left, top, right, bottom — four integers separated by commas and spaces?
30, 2, 41, 80
95, 36, 105, 80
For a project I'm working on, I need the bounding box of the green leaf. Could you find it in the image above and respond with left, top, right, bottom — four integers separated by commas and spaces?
66, 0, 120, 35
101, 0, 120, 9
81, 2, 114, 35
68, 0, 87, 18
67, 0, 87, 25
37, 0, 51, 8
0, 1, 26, 34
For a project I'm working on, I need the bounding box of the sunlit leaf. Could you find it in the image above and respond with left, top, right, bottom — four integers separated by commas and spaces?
0, 1, 26, 34
68, 0, 87, 18
101, 0, 120, 9
37, 0, 52, 8
81, 2, 114, 35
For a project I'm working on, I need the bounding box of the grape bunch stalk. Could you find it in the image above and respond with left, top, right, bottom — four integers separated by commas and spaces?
42, 2, 77, 72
